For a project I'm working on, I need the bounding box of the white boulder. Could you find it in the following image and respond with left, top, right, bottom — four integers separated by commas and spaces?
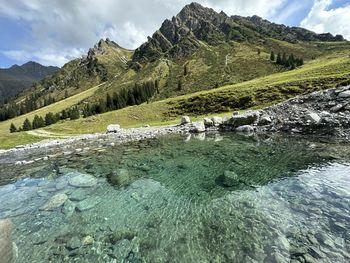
107, 124, 121, 133
180, 116, 191, 125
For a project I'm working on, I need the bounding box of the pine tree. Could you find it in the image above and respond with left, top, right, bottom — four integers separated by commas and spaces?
22, 118, 32, 131
9, 123, 17, 133
270, 51, 275, 61
282, 53, 287, 66
69, 107, 80, 120
276, 53, 282, 65
155, 79, 160, 94
32, 115, 45, 129
106, 93, 113, 110
45, 112, 56, 126
257, 49, 261, 55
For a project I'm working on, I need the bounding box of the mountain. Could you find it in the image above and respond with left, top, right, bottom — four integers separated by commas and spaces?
2, 2, 349, 122
17, 38, 133, 106
132, 2, 344, 63
0, 61, 59, 101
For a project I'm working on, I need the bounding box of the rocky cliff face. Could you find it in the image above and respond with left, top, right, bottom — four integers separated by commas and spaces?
133, 2, 345, 63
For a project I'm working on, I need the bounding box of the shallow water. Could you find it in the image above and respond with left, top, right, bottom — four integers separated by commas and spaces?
0, 133, 349, 262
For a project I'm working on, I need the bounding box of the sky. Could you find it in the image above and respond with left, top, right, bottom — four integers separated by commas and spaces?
0, 0, 349, 68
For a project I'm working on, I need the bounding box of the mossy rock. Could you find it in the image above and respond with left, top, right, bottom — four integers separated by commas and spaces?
107, 169, 130, 187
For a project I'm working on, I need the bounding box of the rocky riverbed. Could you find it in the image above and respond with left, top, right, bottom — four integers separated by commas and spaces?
0, 133, 349, 262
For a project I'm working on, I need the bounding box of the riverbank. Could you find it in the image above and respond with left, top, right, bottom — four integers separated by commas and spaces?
0, 125, 191, 165
1, 85, 349, 163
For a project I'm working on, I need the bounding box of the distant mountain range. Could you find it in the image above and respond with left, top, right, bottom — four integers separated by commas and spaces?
0, 61, 59, 101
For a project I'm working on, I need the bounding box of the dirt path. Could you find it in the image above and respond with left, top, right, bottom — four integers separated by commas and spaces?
26, 130, 73, 138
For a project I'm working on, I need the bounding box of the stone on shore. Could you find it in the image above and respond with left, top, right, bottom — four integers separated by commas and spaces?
230, 111, 259, 127
190, 121, 206, 133
258, 115, 272, 126
107, 124, 121, 133
305, 113, 321, 124
68, 173, 97, 188
203, 118, 214, 127
212, 116, 223, 126
40, 193, 68, 211
330, 104, 343, 113
180, 116, 191, 125
338, 90, 350, 98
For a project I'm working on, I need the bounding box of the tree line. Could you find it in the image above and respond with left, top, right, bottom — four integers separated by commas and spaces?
9, 107, 80, 133
82, 80, 158, 117
10, 80, 158, 133
0, 93, 57, 122
270, 51, 304, 69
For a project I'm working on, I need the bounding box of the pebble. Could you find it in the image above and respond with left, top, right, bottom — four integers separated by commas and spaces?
76, 197, 102, 212
68, 173, 97, 188
82, 236, 94, 246
40, 193, 68, 211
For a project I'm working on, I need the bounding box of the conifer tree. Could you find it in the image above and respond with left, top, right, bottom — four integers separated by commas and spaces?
45, 112, 56, 126
32, 115, 45, 129
9, 123, 17, 133
22, 118, 32, 131
276, 53, 282, 65
282, 53, 287, 66
69, 107, 80, 120
106, 93, 113, 110
270, 51, 275, 61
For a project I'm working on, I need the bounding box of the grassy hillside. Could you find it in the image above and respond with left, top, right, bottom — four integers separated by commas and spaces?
1, 48, 349, 149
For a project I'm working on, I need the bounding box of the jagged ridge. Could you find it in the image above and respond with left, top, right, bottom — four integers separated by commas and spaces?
133, 2, 345, 63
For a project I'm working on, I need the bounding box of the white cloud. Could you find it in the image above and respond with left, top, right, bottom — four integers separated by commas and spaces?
0, 0, 289, 66
301, 0, 350, 40
2, 48, 85, 67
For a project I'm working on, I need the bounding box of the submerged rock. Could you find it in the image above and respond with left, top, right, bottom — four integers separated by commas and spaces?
235, 125, 254, 134
107, 169, 130, 187
0, 219, 15, 263
76, 196, 102, 212
109, 239, 133, 260
66, 236, 82, 250
69, 189, 90, 201
218, 171, 241, 187
68, 173, 97, 188
82, 236, 94, 246
40, 193, 68, 211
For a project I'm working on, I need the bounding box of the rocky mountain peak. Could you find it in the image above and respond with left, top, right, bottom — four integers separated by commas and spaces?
132, 2, 345, 63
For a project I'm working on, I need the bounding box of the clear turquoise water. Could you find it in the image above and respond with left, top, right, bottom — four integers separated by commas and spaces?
0, 133, 349, 262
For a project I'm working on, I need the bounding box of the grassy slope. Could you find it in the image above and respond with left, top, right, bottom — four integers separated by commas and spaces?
83, 40, 335, 104
0, 83, 105, 148
1, 48, 349, 149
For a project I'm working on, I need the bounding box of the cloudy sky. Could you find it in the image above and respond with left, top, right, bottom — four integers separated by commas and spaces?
0, 0, 349, 68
